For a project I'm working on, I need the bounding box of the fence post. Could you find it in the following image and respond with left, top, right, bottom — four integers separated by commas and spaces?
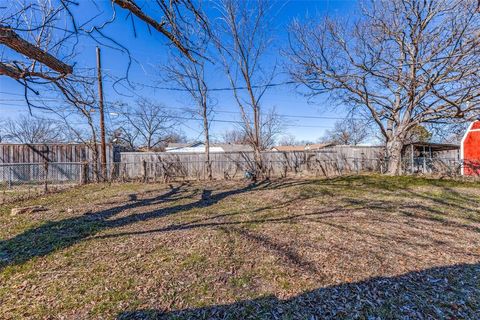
43, 160, 49, 193
7, 166, 12, 189
80, 162, 89, 185
410, 144, 414, 174
142, 160, 147, 183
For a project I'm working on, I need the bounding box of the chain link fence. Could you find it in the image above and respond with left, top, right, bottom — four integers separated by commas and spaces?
401, 157, 480, 177
0, 162, 86, 188
1, 156, 477, 203
0, 162, 87, 203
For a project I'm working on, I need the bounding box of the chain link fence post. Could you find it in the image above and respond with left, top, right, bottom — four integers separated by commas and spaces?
142, 160, 147, 183
43, 160, 49, 194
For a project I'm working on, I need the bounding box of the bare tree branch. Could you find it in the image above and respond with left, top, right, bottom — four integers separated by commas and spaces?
112, 0, 209, 63
0, 25, 73, 75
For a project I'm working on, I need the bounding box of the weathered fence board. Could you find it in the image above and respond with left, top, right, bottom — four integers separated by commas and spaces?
0, 143, 116, 164
119, 146, 385, 181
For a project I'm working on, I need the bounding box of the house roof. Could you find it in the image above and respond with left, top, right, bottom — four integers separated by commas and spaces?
271, 145, 307, 152
272, 143, 334, 152
166, 142, 253, 152
305, 143, 335, 150
216, 144, 253, 152
166, 142, 202, 149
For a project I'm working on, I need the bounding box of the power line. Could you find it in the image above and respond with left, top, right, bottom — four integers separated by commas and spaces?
107, 111, 334, 128
0, 102, 335, 128
102, 73, 296, 92
0, 99, 353, 121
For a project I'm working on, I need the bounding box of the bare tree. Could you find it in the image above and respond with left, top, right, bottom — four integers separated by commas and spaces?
163, 19, 214, 178
221, 129, 249, 145
288, 0, 480, 174
221, 108, 284, 150
215, 0, 276, 178
277, 134, 298, 146
111, 100, 179, 151
258, 108, 284, 150
277, 135, 314, 146
0, 115, 62, 143
320, 118, 370, 145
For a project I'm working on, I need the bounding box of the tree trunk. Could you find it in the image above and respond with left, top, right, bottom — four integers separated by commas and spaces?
203, 111, 212, 181
385, 139, 404, 175
252, 106, 264, 180
253, 144, 263, 180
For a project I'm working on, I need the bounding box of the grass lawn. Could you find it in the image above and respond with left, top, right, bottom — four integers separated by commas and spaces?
1, 175, 479, 319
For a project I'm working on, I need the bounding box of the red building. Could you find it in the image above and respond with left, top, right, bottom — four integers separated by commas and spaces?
461, 120, 480, 176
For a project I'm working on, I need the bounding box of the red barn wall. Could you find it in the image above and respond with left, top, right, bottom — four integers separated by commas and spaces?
462, 121, 480, 176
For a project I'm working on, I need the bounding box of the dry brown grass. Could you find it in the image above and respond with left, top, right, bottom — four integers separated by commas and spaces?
0, 175, 479, 319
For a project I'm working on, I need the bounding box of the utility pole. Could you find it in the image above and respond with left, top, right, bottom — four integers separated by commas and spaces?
96, 46, 107, 181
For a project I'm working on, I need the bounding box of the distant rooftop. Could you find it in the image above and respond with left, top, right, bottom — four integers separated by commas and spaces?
272, 143, 335, 152
166, 142, 253, 153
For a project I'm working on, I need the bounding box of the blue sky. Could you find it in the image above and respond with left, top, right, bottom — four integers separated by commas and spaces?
0, 0, 358, 142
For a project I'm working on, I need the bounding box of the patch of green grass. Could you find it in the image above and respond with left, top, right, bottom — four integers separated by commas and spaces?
229, 273, 254, 289
181, 252, 207, 269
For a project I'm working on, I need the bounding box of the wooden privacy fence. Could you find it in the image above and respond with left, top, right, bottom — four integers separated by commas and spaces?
118, 146, 385, 181
0, 143, 117, 164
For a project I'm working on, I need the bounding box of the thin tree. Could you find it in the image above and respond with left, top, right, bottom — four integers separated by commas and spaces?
164, 60, 214, 179
215, 0, 276, 178
288, 0, 480, 174
163, 15, 214, 179
222, 109, 284, 150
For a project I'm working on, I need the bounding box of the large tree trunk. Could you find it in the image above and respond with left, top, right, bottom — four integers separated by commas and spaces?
253, 144, 264, 180
385, 138, 404, 175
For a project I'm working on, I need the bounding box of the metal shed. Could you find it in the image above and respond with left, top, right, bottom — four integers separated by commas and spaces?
403, 142, 460, 174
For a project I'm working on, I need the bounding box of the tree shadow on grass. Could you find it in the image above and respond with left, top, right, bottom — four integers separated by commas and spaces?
117, 262, 480, 320
0, 179, 310, 270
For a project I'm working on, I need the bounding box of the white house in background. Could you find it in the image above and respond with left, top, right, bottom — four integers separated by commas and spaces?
165, 142, 253, 153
